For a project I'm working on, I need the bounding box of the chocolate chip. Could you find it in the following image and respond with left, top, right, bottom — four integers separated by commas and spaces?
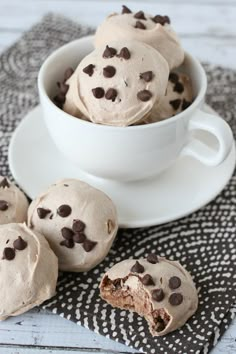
57, 204, 72, 217
83, 64, 95, 77
64, 67, 74, 81
0, 200, 8, 211
64, 184, 69, 187
83, 239, 97, 252
147, 253, 159, 264
134, 11, 146, 20
164, 15, 171, 24
174, 82, 184, 94
0, 178, 10, 188
135, 21, 146, 30
152, 15, 164, 24
92, 87, 105, 99
103, 45, 117, 58
29, 221, 34, 229
137, 90, 152, 101
72, 220, 85, 233
156, 319, 165, 332
105, 88, 117, 102
107, 219, 114, 234
131, 261, 145, 273
13, 236, 27, 251
60, 239, 74, 248
117, 47, 131, 60
169, 276, 181, 289
169, 293, 183, 306
122, 5, 132, 14
2, 247, 15, 260
182, 99, 192, 110
142, 274, 155, 286
53, 95, 63, 109
54, 93, 66, 104
57, 82, 69, 95
61, 227, 74, 240
103, 66, 116, 78
169, 99, 181, 110
140, 71, 153, 82
37, 208, 51, 219
113, 279, 122, 290
152, 15, 170, 25
58, 92, 66, 102
169, 72, 179, 83
73, 233, 86, 243
152, 289, 164, 302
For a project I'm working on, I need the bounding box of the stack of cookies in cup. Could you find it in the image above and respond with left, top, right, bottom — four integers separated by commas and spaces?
54, 5, 193, 126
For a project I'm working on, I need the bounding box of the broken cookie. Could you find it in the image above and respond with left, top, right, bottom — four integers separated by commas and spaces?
100, 255, 198, 336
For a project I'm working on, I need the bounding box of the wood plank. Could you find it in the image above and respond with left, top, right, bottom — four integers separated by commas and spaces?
0, 32, 22, 51
211, 312, 236, 354
0, 308, 235, 353
0, 309, 137, 353
182, 35, 236, 69
8, 0, 236, 5
0, 347, 136, 354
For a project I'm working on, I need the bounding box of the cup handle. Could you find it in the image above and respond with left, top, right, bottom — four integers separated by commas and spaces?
180, 108, 233, 166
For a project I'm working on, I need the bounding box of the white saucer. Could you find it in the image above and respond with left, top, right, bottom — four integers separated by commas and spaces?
9, 105, 235, 228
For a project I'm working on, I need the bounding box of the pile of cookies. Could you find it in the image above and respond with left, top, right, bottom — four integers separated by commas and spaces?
1, 3, 199, 341
0, 174, 198, 336
0, 176, 118, 319
54, 5, 193, 126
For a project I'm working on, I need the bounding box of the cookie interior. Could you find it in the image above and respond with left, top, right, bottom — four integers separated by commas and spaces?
100, 275, 170, 335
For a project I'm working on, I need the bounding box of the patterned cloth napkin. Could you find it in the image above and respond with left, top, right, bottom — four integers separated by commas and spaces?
0, 13, 236, 354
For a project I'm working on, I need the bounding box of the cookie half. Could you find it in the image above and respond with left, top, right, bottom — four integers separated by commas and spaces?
100, 255, 198, 336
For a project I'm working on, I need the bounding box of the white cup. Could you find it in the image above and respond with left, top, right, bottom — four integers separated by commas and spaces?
38, 35, 233, 182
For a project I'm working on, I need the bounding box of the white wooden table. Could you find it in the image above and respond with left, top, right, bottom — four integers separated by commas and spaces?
0, 1, 236, 353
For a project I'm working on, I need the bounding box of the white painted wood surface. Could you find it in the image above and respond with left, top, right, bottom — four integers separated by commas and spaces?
0, 0, 236, 353
1, 0, 236, 67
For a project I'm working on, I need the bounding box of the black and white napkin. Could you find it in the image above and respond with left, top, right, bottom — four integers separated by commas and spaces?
0, 14, 236, 354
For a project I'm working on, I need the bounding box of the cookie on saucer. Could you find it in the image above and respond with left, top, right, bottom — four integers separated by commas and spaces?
0, 176, 29, 225
28, 179, 118, 272
100, 255, 198, 336
0, 223, 58, 320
